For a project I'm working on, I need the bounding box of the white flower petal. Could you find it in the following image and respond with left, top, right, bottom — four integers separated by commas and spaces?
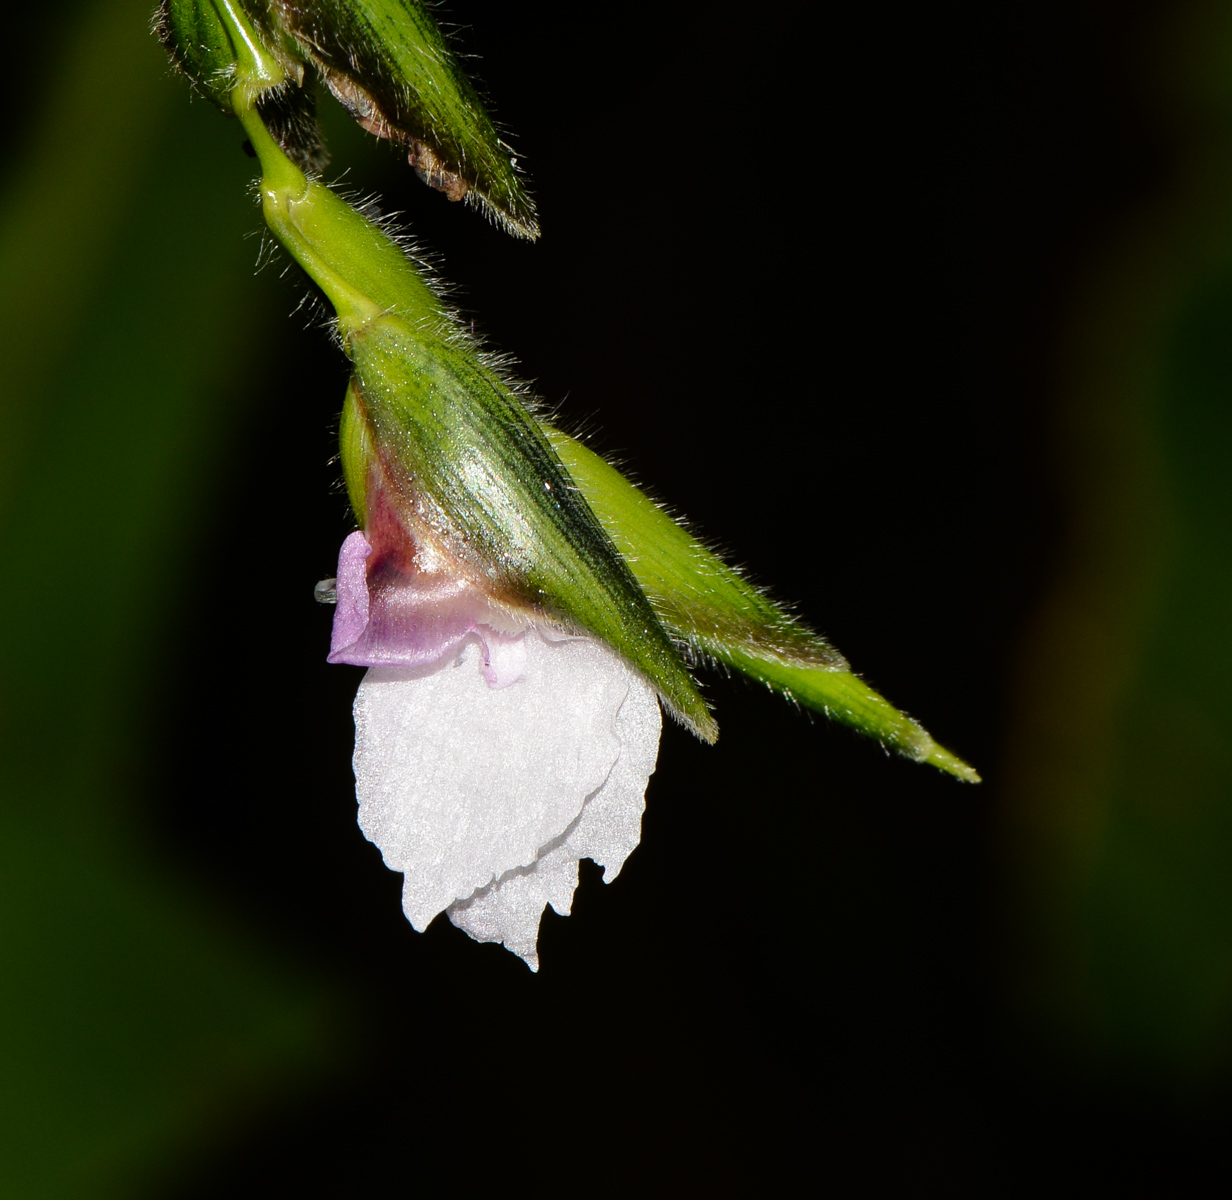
446, 670, 660, 969
560, 669, 660, 885
353, 629, 654, 936
446, 857, 580, 971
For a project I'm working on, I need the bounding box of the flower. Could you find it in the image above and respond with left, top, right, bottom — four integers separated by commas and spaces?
328, 528, 661, 971
158, 0, 978, 976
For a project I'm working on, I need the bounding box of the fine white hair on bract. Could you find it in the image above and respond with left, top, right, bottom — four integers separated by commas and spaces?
352, 628, 662, 970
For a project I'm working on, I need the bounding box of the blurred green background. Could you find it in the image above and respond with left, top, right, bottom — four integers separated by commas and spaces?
0, 2, 340, 1192
5, 0, 1232, 1191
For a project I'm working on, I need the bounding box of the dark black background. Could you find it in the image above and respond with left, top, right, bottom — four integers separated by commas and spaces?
165, 0, 1171, 1186
9, 0, 1196, 1186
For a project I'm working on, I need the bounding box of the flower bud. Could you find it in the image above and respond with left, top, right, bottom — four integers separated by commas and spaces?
237, 0, 538, 237
159, 0, 532, 227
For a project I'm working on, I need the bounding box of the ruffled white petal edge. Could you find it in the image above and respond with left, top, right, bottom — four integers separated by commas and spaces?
353, 628, 661, 970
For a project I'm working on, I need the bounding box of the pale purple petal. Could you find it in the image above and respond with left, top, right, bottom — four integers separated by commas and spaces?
329, 531, 371, 657
328, 530, 516, 674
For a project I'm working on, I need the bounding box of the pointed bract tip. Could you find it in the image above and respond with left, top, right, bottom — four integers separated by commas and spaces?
658, 689, 718, 744
918, 740, 981, 783
694, 711, 720, 746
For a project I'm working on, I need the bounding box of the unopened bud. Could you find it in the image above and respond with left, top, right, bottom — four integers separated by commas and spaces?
238, 0, 538, 237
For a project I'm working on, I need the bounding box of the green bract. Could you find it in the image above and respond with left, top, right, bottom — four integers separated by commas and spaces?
177, 0, 978, 777
236, 97, 715, 738
547, 432, 980, 781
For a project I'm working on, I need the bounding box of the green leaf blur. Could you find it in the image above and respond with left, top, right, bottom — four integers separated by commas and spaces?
1003, 4, 1232, 1076
0, 1, 334, 1193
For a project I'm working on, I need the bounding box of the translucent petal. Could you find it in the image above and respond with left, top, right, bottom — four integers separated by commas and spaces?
353, 629, 659, 946
446, 670, 659, 969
